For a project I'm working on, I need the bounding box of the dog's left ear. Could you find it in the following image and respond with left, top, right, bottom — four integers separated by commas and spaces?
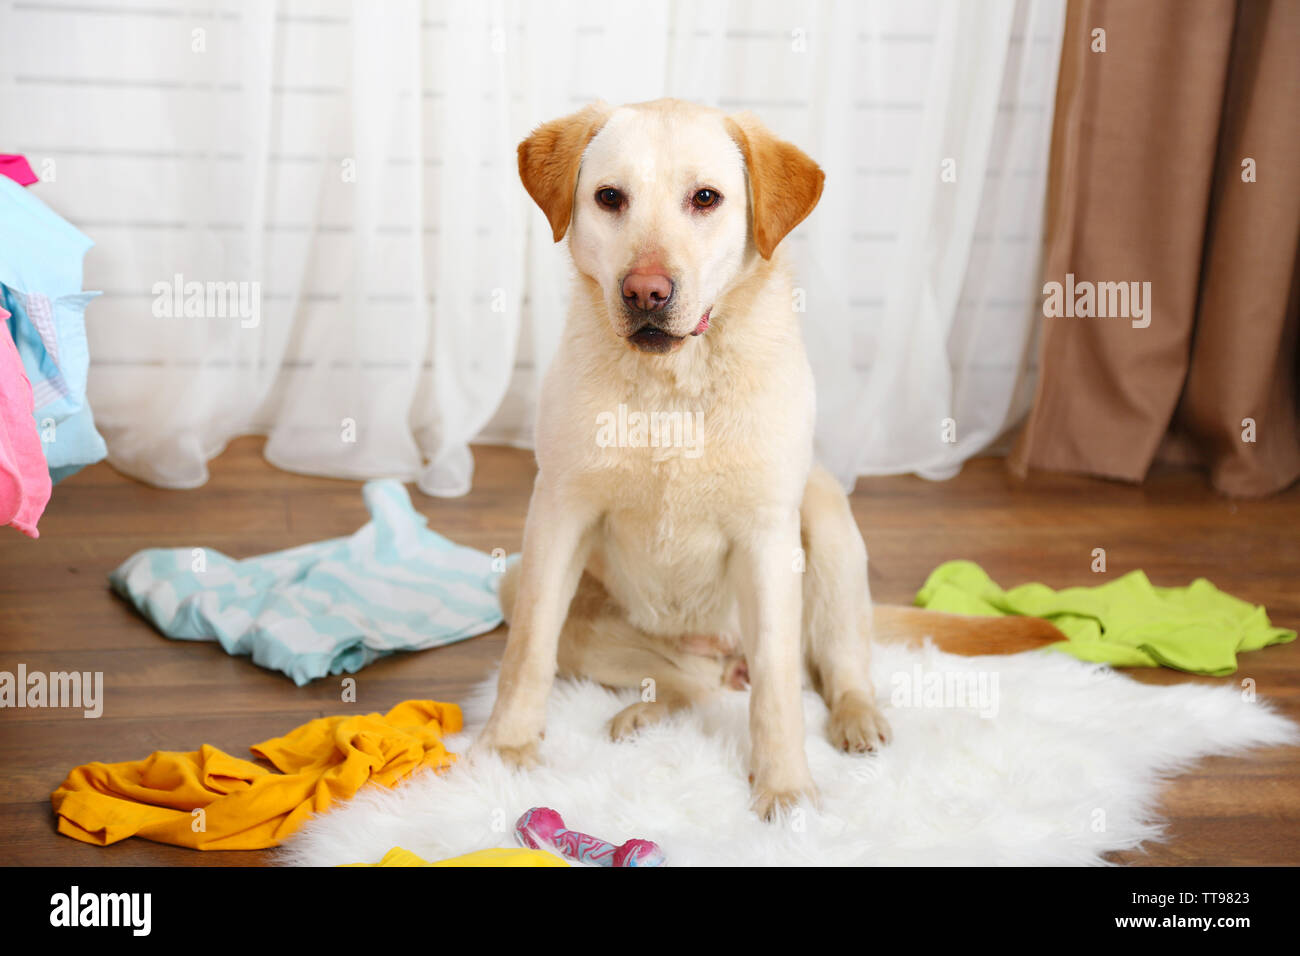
518, 101, 612, 243
725, 113, 825, 259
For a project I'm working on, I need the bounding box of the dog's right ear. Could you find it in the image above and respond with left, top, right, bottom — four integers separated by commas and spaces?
725, 112, 825, 260
518, 101, 612, 243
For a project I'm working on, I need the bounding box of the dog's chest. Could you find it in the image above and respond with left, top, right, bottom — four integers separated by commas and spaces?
606, 465, 722, 549
597, 501, 732, 633
579, 378, 793, 560
587, 451, 746, 627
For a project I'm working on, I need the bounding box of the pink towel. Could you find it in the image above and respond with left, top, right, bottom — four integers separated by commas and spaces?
0, 304, 52, 537
0, 155, 38, 187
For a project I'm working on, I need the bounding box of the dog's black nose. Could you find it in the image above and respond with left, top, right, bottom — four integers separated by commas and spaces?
622, 272, 673, 312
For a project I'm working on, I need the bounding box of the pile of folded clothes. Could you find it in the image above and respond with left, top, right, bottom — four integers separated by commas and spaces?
0, 154, 106, 538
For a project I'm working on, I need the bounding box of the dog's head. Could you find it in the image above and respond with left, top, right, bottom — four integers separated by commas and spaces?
518, 99, 824, 355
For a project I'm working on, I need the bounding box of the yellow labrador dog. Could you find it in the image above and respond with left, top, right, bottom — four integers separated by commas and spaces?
478, 99, 1058, 818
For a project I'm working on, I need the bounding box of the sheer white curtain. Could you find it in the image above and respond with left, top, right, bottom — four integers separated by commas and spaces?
2, 0, 1064, 494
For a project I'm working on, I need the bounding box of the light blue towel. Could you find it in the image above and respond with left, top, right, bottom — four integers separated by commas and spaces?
0, 175, 106, 483
110, 480, 505, 685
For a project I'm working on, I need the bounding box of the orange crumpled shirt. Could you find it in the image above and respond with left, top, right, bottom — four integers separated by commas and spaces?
52, 700, 462, 850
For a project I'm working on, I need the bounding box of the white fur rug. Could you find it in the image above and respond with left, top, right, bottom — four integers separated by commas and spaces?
280, 643, 1296, 866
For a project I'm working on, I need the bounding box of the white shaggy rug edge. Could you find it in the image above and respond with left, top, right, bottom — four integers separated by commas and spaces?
278, 642, 1297, 866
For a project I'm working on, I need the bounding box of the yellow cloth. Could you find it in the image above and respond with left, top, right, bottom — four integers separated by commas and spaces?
343, 846, 569, 867
52, 700, 462, 850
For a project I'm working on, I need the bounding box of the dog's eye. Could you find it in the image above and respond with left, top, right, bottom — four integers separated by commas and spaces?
596, 187, 623, 209
691, 189, 720, 209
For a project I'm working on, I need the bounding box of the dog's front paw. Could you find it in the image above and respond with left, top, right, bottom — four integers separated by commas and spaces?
485, 739, 541, 769
828, 693, 891, 753
475, 722, 543, 769
749, 770, 820, 822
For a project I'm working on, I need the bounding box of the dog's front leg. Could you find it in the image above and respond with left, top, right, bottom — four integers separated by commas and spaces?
477, 478, 594, 767
733, 509, 818, 820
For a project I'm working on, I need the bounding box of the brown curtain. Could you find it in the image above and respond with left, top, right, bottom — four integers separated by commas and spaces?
1010, 0, 1300, 497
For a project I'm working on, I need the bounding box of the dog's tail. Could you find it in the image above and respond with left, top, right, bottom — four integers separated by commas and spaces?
871, 605, 1067, 656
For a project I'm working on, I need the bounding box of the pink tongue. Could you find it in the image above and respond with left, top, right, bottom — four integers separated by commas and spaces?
691, 310, 711, 336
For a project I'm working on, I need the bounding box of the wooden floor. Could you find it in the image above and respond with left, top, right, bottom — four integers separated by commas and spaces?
1, 436, 1297, 866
